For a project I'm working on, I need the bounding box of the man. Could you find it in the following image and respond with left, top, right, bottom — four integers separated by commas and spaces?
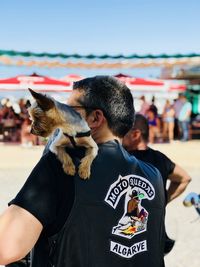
178, 95, 192, 141
0, 76, 165, 267
122, 114, 191, 255
173, 93, 184, 139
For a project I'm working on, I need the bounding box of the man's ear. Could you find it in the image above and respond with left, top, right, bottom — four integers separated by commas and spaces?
28, 88, 55, 111
88, 109, 105, 127
132, 129, 141, 140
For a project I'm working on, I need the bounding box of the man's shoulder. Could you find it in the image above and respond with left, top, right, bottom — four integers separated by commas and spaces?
148, 147, 170, 161
137, 158, 161, 177
182, 101, 192, 110
130, 147, 166, 162
38, 150, 61, 172
186, 101, 192, 109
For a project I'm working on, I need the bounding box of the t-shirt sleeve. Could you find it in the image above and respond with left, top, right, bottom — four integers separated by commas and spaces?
9, 152, 58, 228
159, 151, 176, 176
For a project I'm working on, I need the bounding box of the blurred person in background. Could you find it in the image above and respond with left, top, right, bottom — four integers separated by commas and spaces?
18, 99, 30, 121
0, 98, 32, 143
149, 96, 158, 117
178, 95, 192, 141
1, 103, 21, 142
138, 95, 150, 116
162, 100, 175, 142
146, 107, 161, 143
173, 94, 184, 139
19, 99, 38, 147
21, 117, 38, 147
122, 114, 191, 263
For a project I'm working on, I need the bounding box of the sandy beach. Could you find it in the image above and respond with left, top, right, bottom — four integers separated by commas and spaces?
0, 141, 200, 267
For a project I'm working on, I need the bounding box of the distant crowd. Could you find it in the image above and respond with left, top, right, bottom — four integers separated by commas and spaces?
138, 94, 200, 143
0, 94, 199, 146
0, 98, 41, 146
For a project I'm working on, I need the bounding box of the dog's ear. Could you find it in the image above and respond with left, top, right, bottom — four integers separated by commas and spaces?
28, 88, 55, 111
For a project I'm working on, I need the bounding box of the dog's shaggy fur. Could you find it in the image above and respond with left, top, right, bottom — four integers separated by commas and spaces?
28, 88, 98, 179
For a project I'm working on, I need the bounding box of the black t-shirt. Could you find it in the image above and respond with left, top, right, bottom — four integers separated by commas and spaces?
130, 147, 175, 191
9, 148, 83, 266
10, 150, 76, 236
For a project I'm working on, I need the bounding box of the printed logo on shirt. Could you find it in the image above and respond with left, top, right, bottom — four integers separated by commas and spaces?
110, 240, 147, 259
105, 174, 155, 240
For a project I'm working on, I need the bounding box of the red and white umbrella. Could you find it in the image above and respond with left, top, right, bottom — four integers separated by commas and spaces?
127, 77, 165, 91
0, 73, 186, 94
0, 73, 72, 92
116, 76, 186, 93
61, 74, 83, 82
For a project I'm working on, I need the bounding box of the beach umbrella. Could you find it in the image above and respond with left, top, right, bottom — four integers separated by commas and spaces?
0, 73, 72, 92
61, 74, 83, 82
114, 73, 132, 83
125, 77, 186, 92
114, 73, 132, 78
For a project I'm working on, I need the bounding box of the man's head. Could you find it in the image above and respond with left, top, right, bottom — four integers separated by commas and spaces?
67, 75, 135, 138
122, 114, 149, 151
180, 94, 187, 103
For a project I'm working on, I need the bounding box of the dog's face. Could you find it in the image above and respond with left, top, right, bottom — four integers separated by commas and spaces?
28, 89, 59, 137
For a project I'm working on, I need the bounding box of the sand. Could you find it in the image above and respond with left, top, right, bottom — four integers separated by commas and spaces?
0, 141, 200, 267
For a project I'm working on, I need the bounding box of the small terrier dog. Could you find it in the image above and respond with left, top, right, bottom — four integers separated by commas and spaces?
28, 88, 98, 179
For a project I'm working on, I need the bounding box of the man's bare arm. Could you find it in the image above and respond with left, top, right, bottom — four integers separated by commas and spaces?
0, 205, 43, 265
167, 164, 191, 203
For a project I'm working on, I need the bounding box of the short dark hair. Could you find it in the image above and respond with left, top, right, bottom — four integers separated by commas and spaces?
133, 114, 149, 142
73, 75, 135, 137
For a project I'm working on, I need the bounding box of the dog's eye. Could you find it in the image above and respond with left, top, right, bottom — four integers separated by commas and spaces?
25, 102, 31, 108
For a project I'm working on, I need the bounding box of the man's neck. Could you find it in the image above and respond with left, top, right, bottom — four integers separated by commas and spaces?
91, 127, 121, 144
135, 140, 148, 151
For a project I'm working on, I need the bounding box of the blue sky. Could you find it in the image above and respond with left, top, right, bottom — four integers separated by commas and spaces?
0, 0, 200, 78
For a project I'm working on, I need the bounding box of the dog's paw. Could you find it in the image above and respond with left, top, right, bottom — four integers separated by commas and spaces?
78, 167, 90, 180
78, 160, 91, 180
63, 162, 76, 176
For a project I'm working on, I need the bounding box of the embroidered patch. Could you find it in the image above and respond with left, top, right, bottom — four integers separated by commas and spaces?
110, 240, 147, 258
105, 174, 155, 239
